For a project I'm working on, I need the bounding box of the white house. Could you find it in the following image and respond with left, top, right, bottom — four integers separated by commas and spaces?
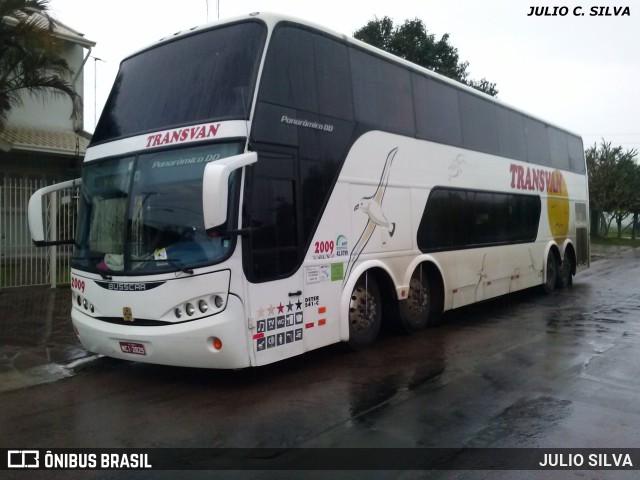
0, 13, 95, 288
0, 13, 95, 181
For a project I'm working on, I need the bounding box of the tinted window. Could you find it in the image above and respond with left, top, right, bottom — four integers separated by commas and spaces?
92, 21, 266, 144
496, 108, 527, 161
459, 92, 499, 154
525, 118, 551, 166
244, 151, 300, 281
548, 127, 570, 170
350, 49, 414, 134
418, 189, 472, 249
260, 25, 353, 120
417, 188, 541, 252
251, 25, 357, 281
413, 74, 462, 145
567, 134, 586, 173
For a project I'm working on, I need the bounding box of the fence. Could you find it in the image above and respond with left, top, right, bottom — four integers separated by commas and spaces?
0, 178, 78, 288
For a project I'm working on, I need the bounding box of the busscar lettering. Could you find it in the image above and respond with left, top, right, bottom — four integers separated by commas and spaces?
108, 283, 147, 291
145, 123, 220, 148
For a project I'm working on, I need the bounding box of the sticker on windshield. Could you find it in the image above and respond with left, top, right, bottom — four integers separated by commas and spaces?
153, 248, 168, 261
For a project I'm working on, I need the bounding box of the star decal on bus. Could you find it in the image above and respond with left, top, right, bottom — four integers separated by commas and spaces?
344, 147, 398, 285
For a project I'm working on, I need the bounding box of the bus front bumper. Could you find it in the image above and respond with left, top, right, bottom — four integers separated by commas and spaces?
72, 295, 251, 369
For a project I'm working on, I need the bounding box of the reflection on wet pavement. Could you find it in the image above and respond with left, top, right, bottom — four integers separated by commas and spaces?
0, 287, 90, 391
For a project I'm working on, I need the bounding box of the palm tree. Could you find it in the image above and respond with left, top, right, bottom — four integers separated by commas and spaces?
0, 0, 81, 131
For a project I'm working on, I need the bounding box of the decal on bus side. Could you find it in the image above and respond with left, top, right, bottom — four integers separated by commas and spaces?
344, 147, 398, 285
253, 299, 304, 352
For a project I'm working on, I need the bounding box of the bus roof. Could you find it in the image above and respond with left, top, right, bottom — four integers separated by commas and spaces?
122, 11, 582, 140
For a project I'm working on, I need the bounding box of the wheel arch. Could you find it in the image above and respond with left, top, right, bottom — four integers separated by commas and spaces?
401, 256, 445, 317
543, 241, 562, 285
560, 239, 577, 276
339, 260, 397, 342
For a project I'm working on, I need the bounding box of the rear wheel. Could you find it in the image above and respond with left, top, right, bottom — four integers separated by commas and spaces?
543, 252, 558, 294
397, 265, 432, 333
556, 249, 574, 288
348, 272, 382, 350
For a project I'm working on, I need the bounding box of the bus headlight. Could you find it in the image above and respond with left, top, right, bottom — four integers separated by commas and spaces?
213, 295, 224, 308
186, 303, 195, 316
198, 300, 208, 313
174, 307, 182, 319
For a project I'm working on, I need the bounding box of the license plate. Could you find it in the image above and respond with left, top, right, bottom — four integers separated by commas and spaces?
119, 341, 146, 356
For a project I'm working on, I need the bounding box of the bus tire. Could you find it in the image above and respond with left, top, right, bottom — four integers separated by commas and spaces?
347, 272, 382, 350
543, 251, 558, 294
556, 249, 574, 288
397, 266, 432, 333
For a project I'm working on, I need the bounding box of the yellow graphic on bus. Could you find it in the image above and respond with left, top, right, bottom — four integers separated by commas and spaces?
547, 170, 569, 243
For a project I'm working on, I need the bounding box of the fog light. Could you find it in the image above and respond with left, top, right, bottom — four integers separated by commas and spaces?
198, 300, 208, 313
214, 295, 224, 308
174, 307, 182, 319
186, 303, 195, 316
212, 337, 222, 351
90, 304, 95, 313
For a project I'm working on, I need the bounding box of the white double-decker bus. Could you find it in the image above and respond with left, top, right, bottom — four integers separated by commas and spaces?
29, 12, 589, 368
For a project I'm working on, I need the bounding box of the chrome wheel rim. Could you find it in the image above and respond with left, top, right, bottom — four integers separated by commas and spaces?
349, 285, 377, 333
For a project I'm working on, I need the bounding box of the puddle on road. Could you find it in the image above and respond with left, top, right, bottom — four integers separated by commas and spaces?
546, 306, 634, 338
0, 288, 92, 392
0, 363, 73, 393
347, 349, 446, 423
466, 396, 573, 447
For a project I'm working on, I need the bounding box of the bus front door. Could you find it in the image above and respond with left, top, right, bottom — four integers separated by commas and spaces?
243, 148, 306, 365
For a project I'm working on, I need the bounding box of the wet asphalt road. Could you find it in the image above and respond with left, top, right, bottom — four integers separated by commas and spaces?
2, 246, 640, 479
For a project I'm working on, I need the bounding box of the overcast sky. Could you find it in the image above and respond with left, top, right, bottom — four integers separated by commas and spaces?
49, 0, 640, 153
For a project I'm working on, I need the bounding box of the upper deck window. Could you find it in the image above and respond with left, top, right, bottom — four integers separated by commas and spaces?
92, 21, 267, 145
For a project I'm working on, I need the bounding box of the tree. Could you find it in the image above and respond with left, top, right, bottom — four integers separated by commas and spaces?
0, 0, 81, 130
353, 16, 498, 97
586, 140, 639, 238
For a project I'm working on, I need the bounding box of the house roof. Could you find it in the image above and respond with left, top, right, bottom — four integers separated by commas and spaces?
0, 126, 91, 156
2, 9, 96, 48
49, 16, 96, 48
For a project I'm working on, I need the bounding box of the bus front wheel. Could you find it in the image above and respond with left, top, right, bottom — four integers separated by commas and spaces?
348, 273, 382, 350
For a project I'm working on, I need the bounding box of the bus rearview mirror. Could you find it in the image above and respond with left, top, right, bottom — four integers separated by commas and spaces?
28, 178, 81, 246
202, 151, 257, 230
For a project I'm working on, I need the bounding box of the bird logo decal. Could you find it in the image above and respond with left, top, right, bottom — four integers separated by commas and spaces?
343, 147, 398, 285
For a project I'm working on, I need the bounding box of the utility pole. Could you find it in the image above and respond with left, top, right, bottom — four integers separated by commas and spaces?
91, 56, 105, 129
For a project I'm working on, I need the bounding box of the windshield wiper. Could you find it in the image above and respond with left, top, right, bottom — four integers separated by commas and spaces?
96, 270, 113, 280
71, 255, 114, 280
131, 258, 194, 275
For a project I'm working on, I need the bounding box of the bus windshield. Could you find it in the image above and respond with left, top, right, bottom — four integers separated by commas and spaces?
91, 20, 266, 144
72, 142, 242, 275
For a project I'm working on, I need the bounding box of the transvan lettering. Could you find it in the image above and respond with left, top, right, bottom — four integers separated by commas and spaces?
145, 123, 220, 148
509, 164, 563, 194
